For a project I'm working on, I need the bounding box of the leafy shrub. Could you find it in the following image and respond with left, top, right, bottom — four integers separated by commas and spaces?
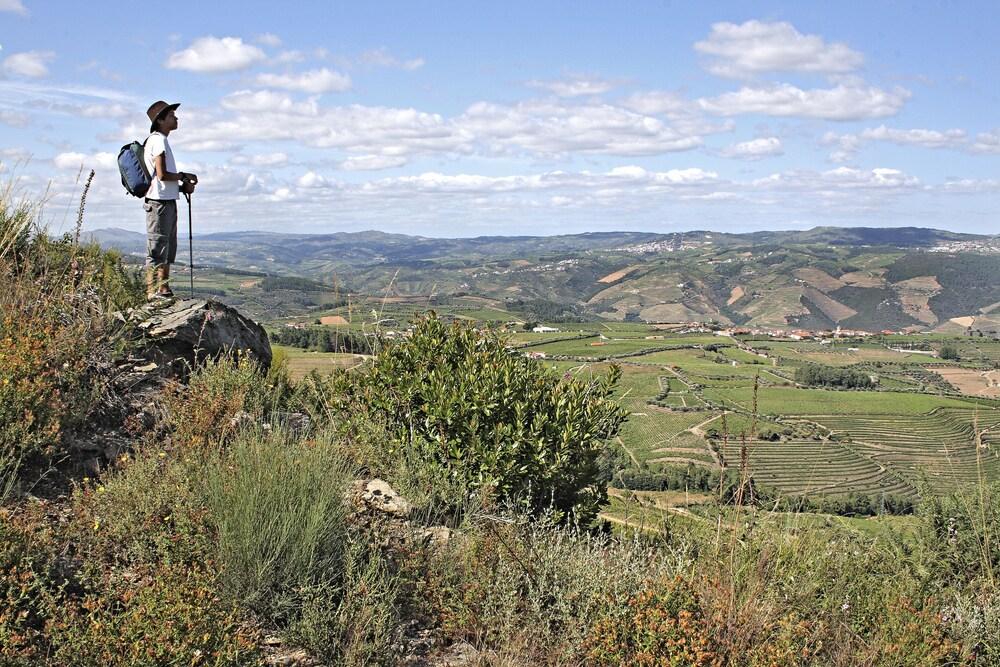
918, 482, 1000, 586
412, 515, 682, 664
46, 562, 258, 667
0, 233, 138, 483
0, 516, 68, 664
163, 353, 291, 450
301, 315, 628, 523
585, 576, 719, 666
71, 448, 214, 568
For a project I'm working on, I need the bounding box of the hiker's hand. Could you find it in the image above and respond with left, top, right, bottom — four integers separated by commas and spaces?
180, 180, 195, 195
184, 172, 198, 185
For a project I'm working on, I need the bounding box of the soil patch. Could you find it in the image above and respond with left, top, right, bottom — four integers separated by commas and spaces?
802, 287, 857, 322
794, 268, 845, 293
841, 271, 886, 288
930, 366, 1000, 397
598, 265, 641, 284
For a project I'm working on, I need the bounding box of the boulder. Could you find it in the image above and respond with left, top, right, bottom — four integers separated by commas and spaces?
132, 298, 271, 373
351, 478, 413, 518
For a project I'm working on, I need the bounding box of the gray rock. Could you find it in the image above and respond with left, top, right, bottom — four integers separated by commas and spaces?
131, 298, 271, 372
420, 526, 453, 550
432, 641, 481, 666
354, 478, 413, 518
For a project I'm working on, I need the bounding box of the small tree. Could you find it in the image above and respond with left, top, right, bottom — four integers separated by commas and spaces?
939, 345, 960, 361
320, 315, 628, 523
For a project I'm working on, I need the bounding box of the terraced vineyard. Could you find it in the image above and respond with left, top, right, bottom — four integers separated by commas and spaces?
810, 408, 1000, 492
719, 439, 915, 498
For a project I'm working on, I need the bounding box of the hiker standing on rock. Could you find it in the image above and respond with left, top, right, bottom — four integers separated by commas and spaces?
143, 100, 197, 299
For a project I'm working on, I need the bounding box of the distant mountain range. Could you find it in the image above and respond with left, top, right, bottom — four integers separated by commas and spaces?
87, 226, 1000, 332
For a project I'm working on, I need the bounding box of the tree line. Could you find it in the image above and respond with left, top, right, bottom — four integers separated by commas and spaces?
269, 326, 372, 354
795, 363, 874, 389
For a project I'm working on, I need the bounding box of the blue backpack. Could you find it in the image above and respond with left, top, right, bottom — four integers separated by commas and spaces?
117, 138, 151, 198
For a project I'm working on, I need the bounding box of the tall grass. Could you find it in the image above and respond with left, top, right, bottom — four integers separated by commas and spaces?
202, 425, 355, 619
198, 419, 403, 664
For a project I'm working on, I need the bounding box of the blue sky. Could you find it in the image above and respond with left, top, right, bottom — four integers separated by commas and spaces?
1, 0, 997, 236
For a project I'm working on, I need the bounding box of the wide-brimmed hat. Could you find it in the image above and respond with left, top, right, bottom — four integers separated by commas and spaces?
146, 100, 180, 132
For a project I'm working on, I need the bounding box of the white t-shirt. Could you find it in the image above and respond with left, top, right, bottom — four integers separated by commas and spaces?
143, 131, 179, 200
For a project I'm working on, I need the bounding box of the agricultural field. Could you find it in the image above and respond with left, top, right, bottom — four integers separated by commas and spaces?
702, 386, 985, 416
528, 336, 680, 357
267, 306, 1000, 509
530, 328, 1000, 508
754, 340, 950, 366
272, 345, 367, 380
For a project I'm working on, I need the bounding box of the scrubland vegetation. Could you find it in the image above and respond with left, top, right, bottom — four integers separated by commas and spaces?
5, 191, 1000, 665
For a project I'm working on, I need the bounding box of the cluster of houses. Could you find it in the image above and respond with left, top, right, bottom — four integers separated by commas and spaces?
713, 326, 896, 340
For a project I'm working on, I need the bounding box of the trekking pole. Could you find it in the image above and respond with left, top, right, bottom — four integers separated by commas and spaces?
184, 191, 194, 298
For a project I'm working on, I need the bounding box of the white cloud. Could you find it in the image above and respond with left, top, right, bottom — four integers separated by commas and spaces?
220, 89, 319, 114
860, 125, 966, 148
2, 50, 55, 78
457, 100, 704, 156
941, 178, 1000, 193
231, 152, 289, 167
181, 99, 462, 162
269, 187, 294, 202
0, 109, 31, 127
607, 166, 718, 184
296, 171, 329, 188
340, 154, 407, 171
272, 50, 306, 65
166, 36, 266, 73
754, 166, 920, 191
527, 75, 617, 97
0, 148, 31, 162
0, 0, 27, 15
358, 48, 424, 70
720, 137, 783, 159
157, 95, 721, 169
256, 33, 282, 47
79, 103, 131, 119
620, 91, 691, 117
695, 20, 864, 78
53, 151, 117, 170
255, 68, 352, 93
970, 130, 1000, 154
699, 83, 909, 120
824, 125, 971, 161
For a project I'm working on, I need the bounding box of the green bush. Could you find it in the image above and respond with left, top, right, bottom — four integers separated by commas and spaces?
0, 517, 67, 664
939, 345, 960, 361
301, 315, 628, 523
164, 352, 292, 451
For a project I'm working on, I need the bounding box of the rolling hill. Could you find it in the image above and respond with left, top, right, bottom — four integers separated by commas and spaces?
88, 226, 1000, 332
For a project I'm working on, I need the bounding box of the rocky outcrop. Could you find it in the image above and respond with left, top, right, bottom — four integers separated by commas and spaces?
351, 478, 414, 518
131, 298, 272, 374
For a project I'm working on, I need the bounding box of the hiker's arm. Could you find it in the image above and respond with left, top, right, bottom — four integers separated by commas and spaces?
153, 154, 197, 184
